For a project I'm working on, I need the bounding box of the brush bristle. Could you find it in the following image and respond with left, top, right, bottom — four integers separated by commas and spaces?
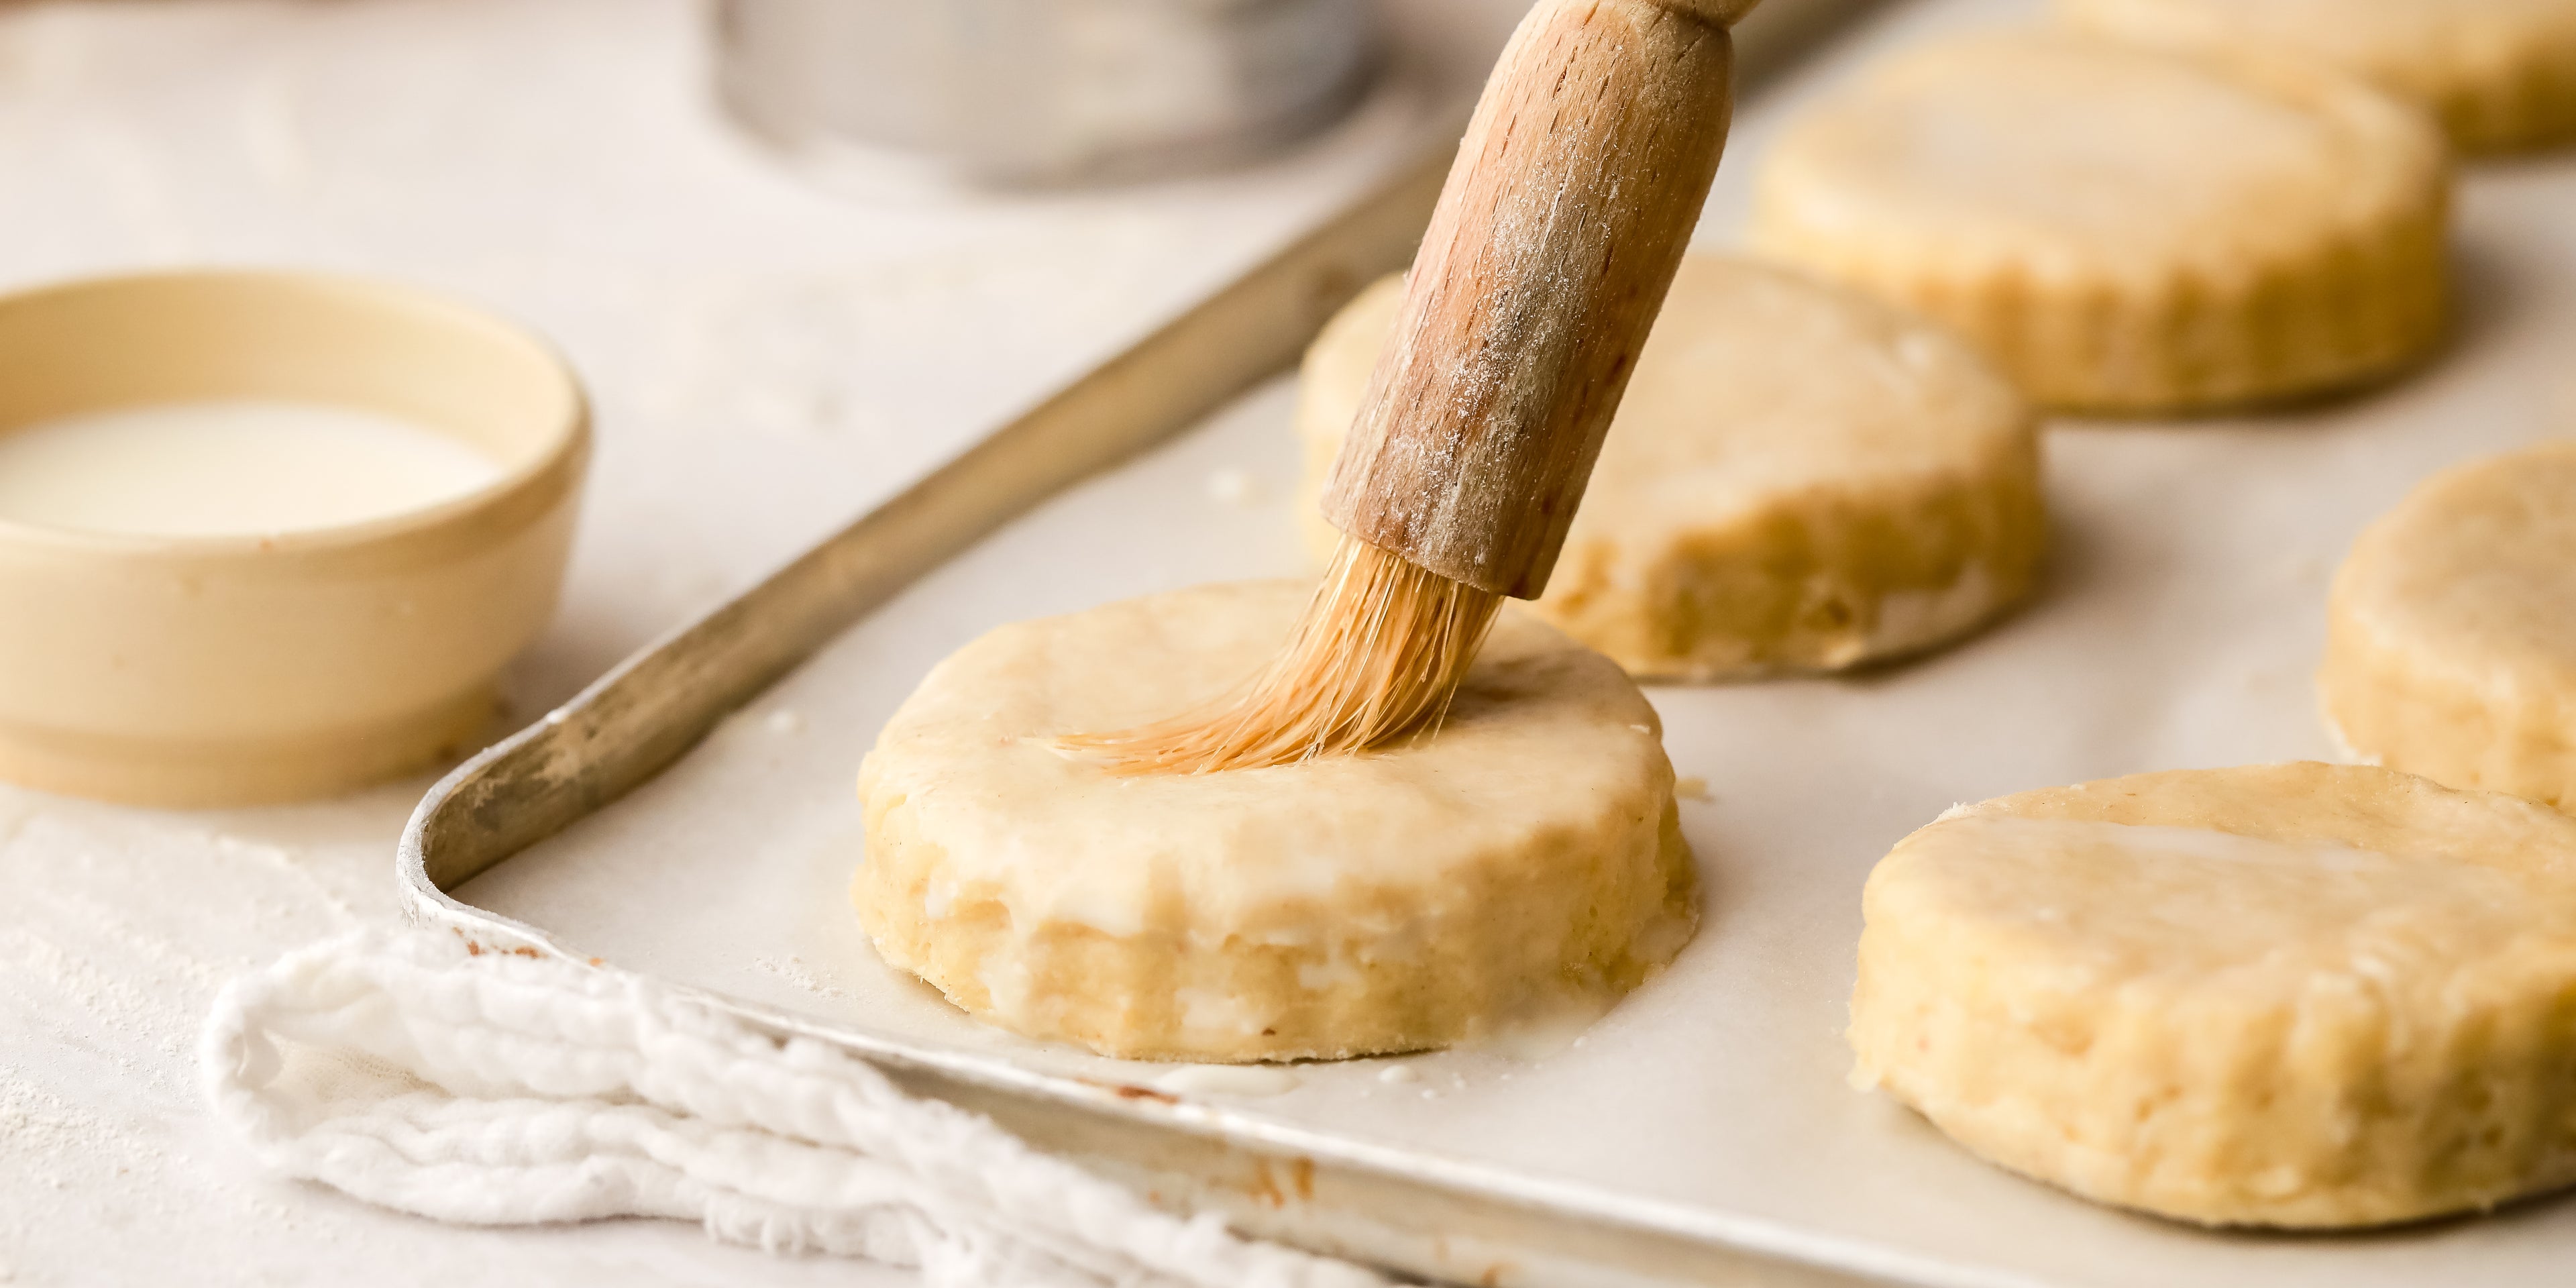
1061, 537, 1505, 774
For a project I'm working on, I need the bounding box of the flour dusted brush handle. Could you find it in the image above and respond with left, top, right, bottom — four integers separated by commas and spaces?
1321, 0, 1749, 599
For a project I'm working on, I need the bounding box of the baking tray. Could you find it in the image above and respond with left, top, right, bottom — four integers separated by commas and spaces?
399, 1, 2576, 1283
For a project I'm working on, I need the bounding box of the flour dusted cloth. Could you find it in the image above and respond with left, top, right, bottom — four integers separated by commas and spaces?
200, 930, 1384, 1288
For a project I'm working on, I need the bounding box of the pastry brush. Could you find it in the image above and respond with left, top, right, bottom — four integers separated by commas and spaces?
1071, 0, 1752, 772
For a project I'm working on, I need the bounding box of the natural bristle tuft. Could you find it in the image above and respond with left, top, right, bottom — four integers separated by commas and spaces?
1060, 539, 1505, 775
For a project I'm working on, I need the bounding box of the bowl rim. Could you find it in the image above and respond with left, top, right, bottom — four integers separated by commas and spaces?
0, 267, 593, 559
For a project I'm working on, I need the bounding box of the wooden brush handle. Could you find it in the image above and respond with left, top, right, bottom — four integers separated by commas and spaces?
1319, 0, 1748, 598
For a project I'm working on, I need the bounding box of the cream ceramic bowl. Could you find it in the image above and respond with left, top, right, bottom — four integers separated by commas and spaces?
0, 271, 589, 807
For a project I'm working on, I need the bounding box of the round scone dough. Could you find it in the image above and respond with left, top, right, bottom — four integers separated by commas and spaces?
2322, 441, 2576, 810
1851, 762, 2576, 1227
2062, 0, 2576, 154
1298, 256, 2045, 680
853, 581, 1696, 1063
1749, 32, 2451, 413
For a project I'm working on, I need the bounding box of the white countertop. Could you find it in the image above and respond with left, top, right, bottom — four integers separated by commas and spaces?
0, 0, 1517, 1282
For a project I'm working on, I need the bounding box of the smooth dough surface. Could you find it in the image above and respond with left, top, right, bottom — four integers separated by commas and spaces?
2063, 0, 2576, 154
853, 581, 1696, 1062
1750, 32, 2450, 413
1299, 256, 2045, 680
1852, 762, 2576, 1227
2322, 441, 2576, 810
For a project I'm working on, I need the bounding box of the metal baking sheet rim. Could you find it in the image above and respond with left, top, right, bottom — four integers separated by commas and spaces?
404, 884, 1947, 1288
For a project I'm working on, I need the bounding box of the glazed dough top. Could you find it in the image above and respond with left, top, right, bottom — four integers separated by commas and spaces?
1870, 763, 2576, 1000
1754, 33, 2446, 283
857, 581, 1672, 944
2334, 441, 2576, 699
1305, 256, 2030, 535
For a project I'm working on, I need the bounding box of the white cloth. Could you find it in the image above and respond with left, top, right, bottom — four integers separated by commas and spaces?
200, 930, 1384, 1288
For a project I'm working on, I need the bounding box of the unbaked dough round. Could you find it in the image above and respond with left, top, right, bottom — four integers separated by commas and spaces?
853, 581, 1697, 1062
1749, 32, 2451, 413
1851, 762, 2576, 1227
1297, 256, 2045, 680
2322, 441, 2576, 810
2062, 0, 2576, 154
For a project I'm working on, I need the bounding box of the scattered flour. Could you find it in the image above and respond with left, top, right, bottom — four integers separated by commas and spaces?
752, 954, 847, 1001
